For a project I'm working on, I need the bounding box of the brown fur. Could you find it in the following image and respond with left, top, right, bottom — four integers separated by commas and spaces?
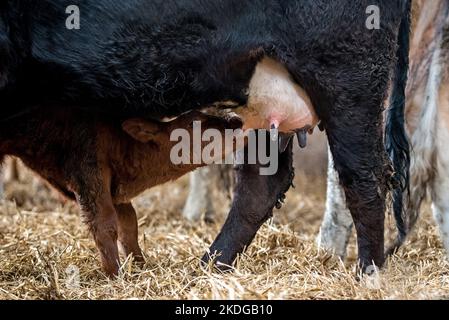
408, 1, 442, 88
0, 107, 242, 276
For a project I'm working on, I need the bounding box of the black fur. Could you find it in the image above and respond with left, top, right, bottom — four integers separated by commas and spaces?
0, 0, 266, 120
0, 4, 13, 88
0, 0, 411, 272
385, 0, 412, 254
203, 133, 295, 270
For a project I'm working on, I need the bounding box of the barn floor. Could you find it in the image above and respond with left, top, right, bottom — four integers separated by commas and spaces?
0, 164, 448, 300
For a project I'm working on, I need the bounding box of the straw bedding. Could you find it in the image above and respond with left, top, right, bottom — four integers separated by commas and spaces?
0, 162, 448, 300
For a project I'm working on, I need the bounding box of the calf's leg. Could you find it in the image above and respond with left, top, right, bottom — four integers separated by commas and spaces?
115, 203, 144, 264
0, 157, 19, 198
76, 171, 120, 277
83, 196, 120, 277
203, 132, 294, 269
4, 157, 19, 182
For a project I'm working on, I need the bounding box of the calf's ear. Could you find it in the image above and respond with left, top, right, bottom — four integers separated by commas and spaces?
122, 119, 161, 143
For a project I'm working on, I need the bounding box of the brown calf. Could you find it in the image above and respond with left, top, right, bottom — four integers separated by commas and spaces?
0, 107, 242, 276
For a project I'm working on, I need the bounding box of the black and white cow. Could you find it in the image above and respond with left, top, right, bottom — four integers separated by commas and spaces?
318, 0, 449, 259
1, 0, 411, 273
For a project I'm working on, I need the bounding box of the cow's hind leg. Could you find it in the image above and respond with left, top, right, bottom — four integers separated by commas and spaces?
203, 131, 294, 269
431, 147, 449, 257
317, 147, 353, 259
183, 165, 230, 223
115, 203, 144, 264
326, 102, 391, 272
183, 168, 213, 222
430, 78, 449, 258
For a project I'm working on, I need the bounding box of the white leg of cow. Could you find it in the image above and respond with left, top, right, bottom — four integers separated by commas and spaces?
183, 167, 213, 222
404, 46, 442, 236
431, 152, 449, 258
430, 70, 449, 258
431, 127, 449, 257
316, 146, 353, 259
183, 165, 233, 222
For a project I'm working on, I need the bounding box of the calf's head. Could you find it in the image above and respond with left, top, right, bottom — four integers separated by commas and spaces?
122, 111, 243, 164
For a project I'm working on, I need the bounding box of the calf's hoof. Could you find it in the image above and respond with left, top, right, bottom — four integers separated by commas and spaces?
101, 262, 120, 278
131, 253, 146, 268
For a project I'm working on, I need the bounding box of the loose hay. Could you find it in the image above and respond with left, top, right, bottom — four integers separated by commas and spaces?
0, 165, 448, 300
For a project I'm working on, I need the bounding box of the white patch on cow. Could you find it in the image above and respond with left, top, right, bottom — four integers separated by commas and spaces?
411, 1, 442, 51
407, 46, 442, 228
407, 35, 449, 258
430, 58, 449, 258
316, 146, 353, 259
431, 146, 449, 257
237, 58, 318, 132
431, 120, 449, 256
